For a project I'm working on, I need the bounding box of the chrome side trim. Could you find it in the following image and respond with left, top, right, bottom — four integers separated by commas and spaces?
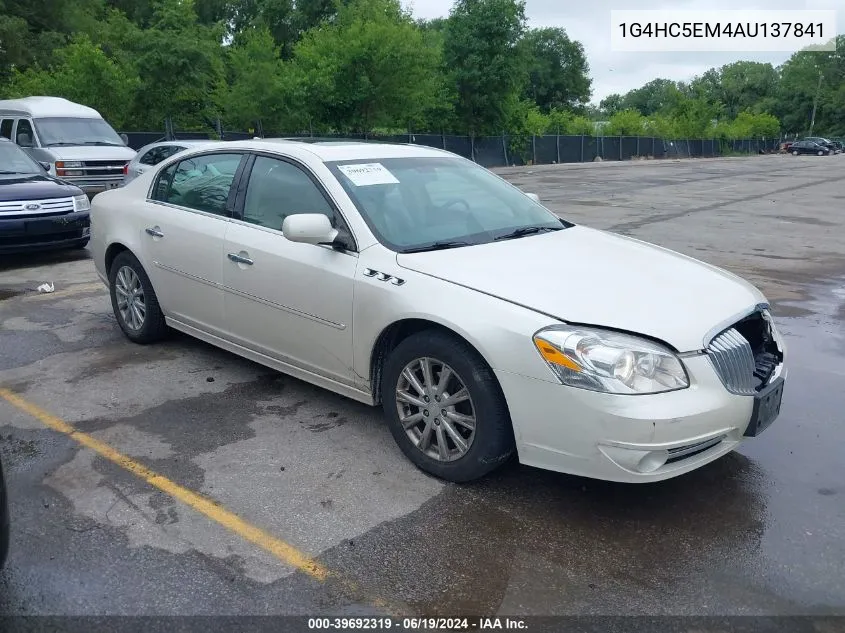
153, 262, 219, 289
152, 261, 346, 330
221, 285, 346, 330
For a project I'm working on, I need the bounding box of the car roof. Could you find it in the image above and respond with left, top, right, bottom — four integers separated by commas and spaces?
221, 138, 450, 161
145, 139, 220, 148
0, 96, 102, 119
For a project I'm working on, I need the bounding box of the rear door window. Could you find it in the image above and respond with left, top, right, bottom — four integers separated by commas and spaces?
152, 152, 244, 216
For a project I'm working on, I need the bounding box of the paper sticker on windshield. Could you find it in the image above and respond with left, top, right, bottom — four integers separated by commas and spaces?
337, 163, 399, 186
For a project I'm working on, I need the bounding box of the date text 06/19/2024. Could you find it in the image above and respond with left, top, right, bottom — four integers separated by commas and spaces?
307, 617, 528, 630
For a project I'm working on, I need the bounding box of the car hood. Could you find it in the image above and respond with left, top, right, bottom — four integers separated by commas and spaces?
46, 146, 136, 161
0, 174, 83, 201
395, 225, 766, 352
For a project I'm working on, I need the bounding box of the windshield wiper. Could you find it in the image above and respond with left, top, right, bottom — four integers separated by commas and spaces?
494, 226, 562, 241
0, 170, 23, 174
44, 142, 82, 147
82, 141, 124, 146
401, 240, 472, 253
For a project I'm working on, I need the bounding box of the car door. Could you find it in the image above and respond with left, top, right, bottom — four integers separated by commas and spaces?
142, 151, 248, 333
222, 153, 358, 386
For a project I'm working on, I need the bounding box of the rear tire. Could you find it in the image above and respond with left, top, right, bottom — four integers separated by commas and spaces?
108, 251, 167, 344
381, 330, 515, 482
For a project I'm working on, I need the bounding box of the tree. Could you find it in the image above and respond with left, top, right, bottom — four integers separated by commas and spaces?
443, 0, 527, 134
604, 109, 647, 136
697, 61, 780, 119
129, 0, 227, 129
599, 93, 624, 118
519, 27, 590, 113
776, 37, 845, 135
621, 78, 681, 116
222, 26, 297, 131
291, 0, 439, 133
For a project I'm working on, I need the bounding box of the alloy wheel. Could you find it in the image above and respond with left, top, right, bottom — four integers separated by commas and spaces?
395, 357, 476, 462
114, 265, 146, 330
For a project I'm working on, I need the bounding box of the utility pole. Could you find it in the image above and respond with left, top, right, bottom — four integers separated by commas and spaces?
809, 70, 823, 136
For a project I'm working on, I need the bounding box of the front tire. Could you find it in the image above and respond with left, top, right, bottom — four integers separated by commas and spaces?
792, 150, 799, 156
818, 150, 825, 156
108, 251, 167, 344
381, 331, 515, 482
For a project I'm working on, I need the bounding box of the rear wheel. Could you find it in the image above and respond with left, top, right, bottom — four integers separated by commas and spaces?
381, 330, 515, 482
108, 251, 167, 344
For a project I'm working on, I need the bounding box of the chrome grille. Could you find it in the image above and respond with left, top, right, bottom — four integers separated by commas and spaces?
706, 328, 756, 395
0, 196, 75, 217
83, 160, 128, 177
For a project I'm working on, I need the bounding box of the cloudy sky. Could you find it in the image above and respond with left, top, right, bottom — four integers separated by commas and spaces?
402, 0, 844, 104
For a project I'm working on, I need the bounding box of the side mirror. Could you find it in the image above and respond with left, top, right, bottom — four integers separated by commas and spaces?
120, 133, 129, 146
39, 161, 51, 171
282, 213, 338, 246
17, 133, 32, 147
525, 193, 540, 203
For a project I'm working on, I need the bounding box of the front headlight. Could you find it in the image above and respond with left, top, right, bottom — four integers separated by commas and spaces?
532, 325, 689, 395
73, 194, 91, 212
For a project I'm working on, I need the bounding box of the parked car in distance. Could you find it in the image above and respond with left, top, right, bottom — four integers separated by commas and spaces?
90, 140, 787, 484
123, 140, 220, 186
0, 452, 8, 569
790, 140, 832, 156
0, 137, 91, 253
0, 96, 136, 197
802, 137, 840, 154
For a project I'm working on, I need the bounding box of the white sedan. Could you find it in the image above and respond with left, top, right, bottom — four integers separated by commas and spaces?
90, 140, 787, 483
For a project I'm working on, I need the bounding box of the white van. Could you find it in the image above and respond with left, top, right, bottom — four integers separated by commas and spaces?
0, 96, 137, 196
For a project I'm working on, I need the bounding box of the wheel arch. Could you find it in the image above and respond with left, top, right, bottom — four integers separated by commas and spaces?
369, 317, 502, 406
104, 242, 132, 276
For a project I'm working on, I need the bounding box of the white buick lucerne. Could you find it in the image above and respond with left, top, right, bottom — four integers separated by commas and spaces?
90, 139, 787, 483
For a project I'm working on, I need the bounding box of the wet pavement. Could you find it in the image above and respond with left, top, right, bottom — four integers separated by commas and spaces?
0, 155, 843, 618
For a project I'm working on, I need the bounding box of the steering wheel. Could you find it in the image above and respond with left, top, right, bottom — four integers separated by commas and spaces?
437, 198, 470, 213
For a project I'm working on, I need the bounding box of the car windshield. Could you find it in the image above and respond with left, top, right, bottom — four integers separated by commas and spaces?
34, 117, 124, 147
0, 141, 44, 174
327, 156, 570, 252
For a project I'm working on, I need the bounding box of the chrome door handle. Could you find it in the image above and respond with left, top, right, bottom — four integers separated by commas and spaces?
227, 252, 254, 265
145, 227, 164, 237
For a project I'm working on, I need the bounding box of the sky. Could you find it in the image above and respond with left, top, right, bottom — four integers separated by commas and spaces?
402, 0, 845, 104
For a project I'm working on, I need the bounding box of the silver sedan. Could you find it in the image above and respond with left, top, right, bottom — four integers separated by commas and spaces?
122, 140, 221, 186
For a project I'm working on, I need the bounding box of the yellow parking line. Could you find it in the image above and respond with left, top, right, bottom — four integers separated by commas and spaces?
0, 387, 329, 581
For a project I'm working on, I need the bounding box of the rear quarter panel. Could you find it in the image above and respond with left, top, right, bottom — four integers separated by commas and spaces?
90, 175, 153, 283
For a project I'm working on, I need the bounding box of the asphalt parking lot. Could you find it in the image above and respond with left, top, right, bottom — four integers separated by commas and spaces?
0, 154, 844, 618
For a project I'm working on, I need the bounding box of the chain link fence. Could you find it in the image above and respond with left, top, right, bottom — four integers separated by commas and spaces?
121, 128, 784, 166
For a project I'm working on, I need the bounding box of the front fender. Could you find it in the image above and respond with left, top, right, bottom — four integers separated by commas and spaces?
352, 248, 562, 392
